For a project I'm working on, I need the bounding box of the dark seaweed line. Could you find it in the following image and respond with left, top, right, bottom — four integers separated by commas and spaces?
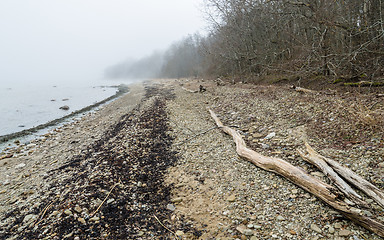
1, 84, 201, 239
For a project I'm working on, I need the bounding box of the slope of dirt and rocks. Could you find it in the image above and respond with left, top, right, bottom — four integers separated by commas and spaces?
164, 79, 383, 240
0, 78, 383, 240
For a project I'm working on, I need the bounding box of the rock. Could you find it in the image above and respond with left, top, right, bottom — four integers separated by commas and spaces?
52, 211, 60, 216
243, 229, 254, 236
78, 217, 86, 225
366, 199, 374, 204
252, 133, 264, 138
378, 162, 384, 168
90, 216, 100, 222
74, 206, 82, 213
15, 163, 26, 169
175, 230, 184, 236
264, 132, 276, 140
3, 179, 10, 186
363, 210, 373, 217
250, 237, 258, 240
63, 232, 73, 239
227, 194, 236, 202
23, 214, 37, 224
171, 197, 183, 203
328, 226, 335, 234
166, 204, 176, 211
276, 215, 285, 221
289, 229, 297, 235
236, 225, 247, 234
260, 143, 270, 149
339, 229, 352, 236
310, 224, 322, 233
253, 225, 262, 229
64, 209, 72, 216
107, 198, 115, 204
334, 223, 342, 229
59, 105, 70, 110
137, 231, 144, 236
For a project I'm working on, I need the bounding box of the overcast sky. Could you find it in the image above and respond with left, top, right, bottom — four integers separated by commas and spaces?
0, 0, 206, 85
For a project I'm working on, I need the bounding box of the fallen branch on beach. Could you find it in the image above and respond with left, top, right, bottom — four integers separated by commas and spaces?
290, 85, 317, 94
209, 109, 384, 237
181, 86, 198, 93
297, 143, 365, 206
299, 142, 384, 209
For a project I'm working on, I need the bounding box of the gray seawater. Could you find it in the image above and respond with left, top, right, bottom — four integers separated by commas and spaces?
0, 81, 120, 137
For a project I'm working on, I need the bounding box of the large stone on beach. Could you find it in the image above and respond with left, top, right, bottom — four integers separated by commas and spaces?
23, 214, 37, 224
59, 105, 70, 110
227, 194, 236, 202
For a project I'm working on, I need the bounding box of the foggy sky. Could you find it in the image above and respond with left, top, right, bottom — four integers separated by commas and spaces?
0, 0, 206, 85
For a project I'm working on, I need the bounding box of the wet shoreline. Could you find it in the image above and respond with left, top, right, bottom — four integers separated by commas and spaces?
0, 84, 129, 144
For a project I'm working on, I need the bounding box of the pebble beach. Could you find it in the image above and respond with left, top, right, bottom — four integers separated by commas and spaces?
0, 79, 383, 239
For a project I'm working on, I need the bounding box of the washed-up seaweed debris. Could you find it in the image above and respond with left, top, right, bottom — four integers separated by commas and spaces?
1, 85, 201, 239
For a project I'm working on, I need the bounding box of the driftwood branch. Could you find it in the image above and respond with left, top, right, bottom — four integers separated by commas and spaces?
298, 143, 365, 206
290, 85, 317, 93
209, 109, 384, 237
181, 86, 198, 93
300, 143, 384, 209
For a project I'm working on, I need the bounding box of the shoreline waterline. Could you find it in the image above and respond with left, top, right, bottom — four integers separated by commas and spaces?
0, 84, 129, 144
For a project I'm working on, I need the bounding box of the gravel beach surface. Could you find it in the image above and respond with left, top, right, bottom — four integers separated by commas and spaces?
0, 79, 383, 239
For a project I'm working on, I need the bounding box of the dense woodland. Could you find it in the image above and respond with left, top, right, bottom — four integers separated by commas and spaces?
105, 0, 384, 82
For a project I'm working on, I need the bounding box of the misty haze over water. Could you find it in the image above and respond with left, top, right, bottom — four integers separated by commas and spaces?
0, 80, 123, 136
0, 0, 205, 141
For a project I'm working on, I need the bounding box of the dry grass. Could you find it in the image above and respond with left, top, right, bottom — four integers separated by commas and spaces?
338, 99, 384, 129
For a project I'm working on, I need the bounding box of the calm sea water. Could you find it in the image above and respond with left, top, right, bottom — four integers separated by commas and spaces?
0, 80, 124, 137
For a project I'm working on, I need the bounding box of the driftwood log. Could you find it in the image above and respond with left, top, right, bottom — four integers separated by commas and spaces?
290, 85, 317, 94
209, 109, 384, 237
181, 86, 198, 93
300, 142, 384, 209
297, 143, 365, 205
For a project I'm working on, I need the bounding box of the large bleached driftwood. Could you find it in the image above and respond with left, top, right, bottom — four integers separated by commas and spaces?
298, 143, 365, 205
300, 142, 384, 209
209, 109, 384, 237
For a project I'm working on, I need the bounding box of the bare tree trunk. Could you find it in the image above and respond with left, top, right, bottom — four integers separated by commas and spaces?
209, 109, 384, 237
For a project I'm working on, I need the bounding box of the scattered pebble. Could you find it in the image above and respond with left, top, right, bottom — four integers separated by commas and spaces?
339, 229, 352, 236
310, 224, 322, 233
78, 217, 86, 225
89, 216, 100, 222
64, 209, 72, 216
74, 206, 82, 213
15, 163, 26, 169
166, 204, 176, 211
227, 194, 236, 202
171, 197, 183, 203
